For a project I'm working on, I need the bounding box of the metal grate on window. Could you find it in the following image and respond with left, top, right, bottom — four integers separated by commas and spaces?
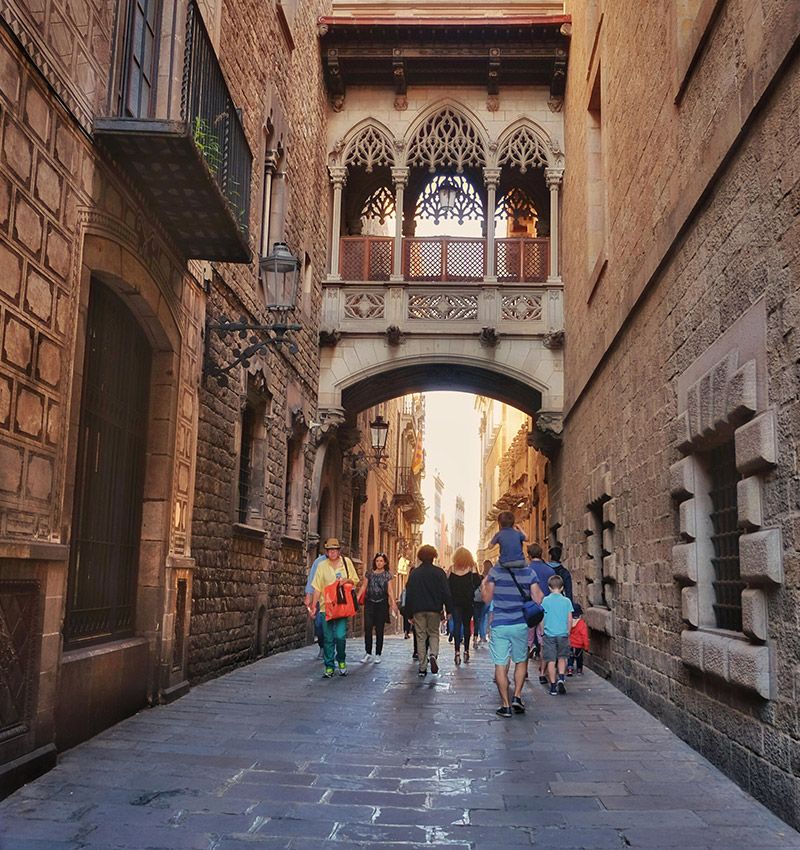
708, 441, 745, 631
238, 405, 255, 524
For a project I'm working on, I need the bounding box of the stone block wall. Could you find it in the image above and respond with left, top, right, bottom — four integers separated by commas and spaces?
188, 0, 332, 680
557, 0, 800, 828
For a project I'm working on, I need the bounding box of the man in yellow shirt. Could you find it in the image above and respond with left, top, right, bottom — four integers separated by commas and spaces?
309, 538, 359, 678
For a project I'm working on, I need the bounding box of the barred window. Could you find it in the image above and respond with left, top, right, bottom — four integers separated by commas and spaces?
237, 403, 255, 524
708, 441, 744, 631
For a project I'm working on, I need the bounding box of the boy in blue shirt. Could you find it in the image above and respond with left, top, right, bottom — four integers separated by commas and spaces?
489, 511, 527, 567
541, 573, 574, 695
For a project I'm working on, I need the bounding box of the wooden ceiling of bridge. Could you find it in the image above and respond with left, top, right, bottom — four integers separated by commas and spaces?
318, 16, 570, 101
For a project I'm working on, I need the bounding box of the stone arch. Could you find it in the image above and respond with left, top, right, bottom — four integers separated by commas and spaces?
403, 100, 489, 173
330, 351, 553, 418
493, 118, 559, 172
336, 118, 398, 171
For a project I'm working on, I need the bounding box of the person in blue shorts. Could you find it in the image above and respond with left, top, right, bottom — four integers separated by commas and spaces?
541, 573, 574, 695
481, 554, 538, 718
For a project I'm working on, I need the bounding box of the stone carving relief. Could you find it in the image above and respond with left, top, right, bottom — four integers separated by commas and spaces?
497, 125, 551, 173
406, 107, 486, 173
343, 125, 396, 172
344, 292, 385, 320
407, 293, 478, 321
502, 294, 543, 322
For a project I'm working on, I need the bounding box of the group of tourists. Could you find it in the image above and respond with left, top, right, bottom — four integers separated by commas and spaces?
304, 515, 589, 716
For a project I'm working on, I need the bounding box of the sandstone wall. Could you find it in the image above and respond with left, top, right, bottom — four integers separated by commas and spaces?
558, 0, 800, 827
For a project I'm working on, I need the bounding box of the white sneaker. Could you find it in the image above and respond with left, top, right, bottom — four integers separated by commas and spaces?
374, 655, 382, 664
361, 654, 372, 663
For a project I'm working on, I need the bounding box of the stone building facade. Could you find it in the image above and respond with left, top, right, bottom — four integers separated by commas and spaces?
476, 398, 550, 565
555, 0, 800, 827
0, 0, 329, 792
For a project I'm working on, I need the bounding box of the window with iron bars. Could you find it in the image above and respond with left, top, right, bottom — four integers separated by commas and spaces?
237, 403, 255, 524
707, 440, 745, 631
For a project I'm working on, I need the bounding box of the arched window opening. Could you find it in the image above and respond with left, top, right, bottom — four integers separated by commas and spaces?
65, 281, 152, 647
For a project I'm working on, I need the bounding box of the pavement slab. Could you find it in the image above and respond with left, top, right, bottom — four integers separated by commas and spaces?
1, 636, 799, 849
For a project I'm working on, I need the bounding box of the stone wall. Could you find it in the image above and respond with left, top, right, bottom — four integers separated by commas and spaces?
188, 0, 332, 680
557, 0, 799, 827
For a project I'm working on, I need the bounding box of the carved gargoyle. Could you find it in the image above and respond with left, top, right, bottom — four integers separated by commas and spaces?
543, 329, 565, 350
528, 413, 564, 459
386, 325, 405, 346
319, 328, 341, 347
479, 326, 500, 348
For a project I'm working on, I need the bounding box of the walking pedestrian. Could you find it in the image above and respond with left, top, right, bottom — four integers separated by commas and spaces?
568, 602, 589, 675
482, 554, 538, 717
527, 542, 554, 682
404, 545, 453, 678
304, 549, 326, 659
309, 538, 359, 678
448, 546, 480, 665
472, 559, 490, 646
542, 573, 574, 695
548, 545, 573, 601
361, 552, 398, 664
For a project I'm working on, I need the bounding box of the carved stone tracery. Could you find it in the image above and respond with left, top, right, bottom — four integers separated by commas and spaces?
407, 107, 486, 173
416, 175, 483, 225
497, 125, 551, 173
343, 125, 396, 172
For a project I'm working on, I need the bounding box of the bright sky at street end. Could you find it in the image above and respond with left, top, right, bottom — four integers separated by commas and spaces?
420, 391, 482, 559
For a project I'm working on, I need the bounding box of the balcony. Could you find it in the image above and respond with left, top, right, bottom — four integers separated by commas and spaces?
393, 467, 425, 521
94, 2, 252, 262
339, 236, 549, 283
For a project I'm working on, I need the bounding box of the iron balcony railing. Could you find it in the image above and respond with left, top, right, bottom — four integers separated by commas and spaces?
94, 0, 252, 261
339, 236, 549, 283
183, 1, 251, 240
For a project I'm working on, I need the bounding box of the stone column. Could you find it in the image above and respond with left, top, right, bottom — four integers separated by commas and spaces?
259, 151, 279, 257
545, 167, 564, 283
483, 168, 500, 283
328, 166, 347, 281
390, 167, 408, 281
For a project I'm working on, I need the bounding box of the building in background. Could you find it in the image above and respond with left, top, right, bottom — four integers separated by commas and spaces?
453, 496, 465, 550
476, 398, 550, 565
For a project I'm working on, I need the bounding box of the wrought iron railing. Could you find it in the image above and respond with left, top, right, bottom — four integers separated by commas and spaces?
182, 1, 251, 238
339, 236, 550, 283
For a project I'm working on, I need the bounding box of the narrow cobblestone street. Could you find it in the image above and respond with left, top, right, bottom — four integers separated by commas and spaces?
2, 638, 798, 850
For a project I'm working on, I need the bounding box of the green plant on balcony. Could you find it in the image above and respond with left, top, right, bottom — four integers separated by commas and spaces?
192, 116, 223, 177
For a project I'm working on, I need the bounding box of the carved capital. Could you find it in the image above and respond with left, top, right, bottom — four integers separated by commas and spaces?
483, 167, 501, 188
545, 167, 564, 189
391, 167, 409, 188
328, 165, 348, 186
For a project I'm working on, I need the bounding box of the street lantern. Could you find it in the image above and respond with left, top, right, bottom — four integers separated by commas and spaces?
369, 414, 390, 462
437, 178, 460, 215
260, 241, 301, 310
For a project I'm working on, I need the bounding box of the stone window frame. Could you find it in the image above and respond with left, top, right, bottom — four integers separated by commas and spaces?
581, 462, 616, 636
670, 352, 781, 699
232, 374, 272, 534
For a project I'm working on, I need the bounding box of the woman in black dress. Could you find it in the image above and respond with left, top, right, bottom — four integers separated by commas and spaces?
360, 552, 398, 663
448, 547, 481, 665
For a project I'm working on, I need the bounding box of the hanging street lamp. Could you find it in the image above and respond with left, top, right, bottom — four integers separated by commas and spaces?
437, 178, 461, 215
204, 242, 302, 384
369, 414, 390, 464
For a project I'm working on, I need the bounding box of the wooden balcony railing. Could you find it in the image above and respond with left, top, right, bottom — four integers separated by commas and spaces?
340, 236, 393, 281
338, 236, 549, 283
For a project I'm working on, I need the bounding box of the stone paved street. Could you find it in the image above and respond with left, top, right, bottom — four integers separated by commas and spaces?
2, 637, 799, 850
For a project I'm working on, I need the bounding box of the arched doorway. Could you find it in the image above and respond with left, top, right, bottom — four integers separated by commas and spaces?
65, 280, 152, 646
